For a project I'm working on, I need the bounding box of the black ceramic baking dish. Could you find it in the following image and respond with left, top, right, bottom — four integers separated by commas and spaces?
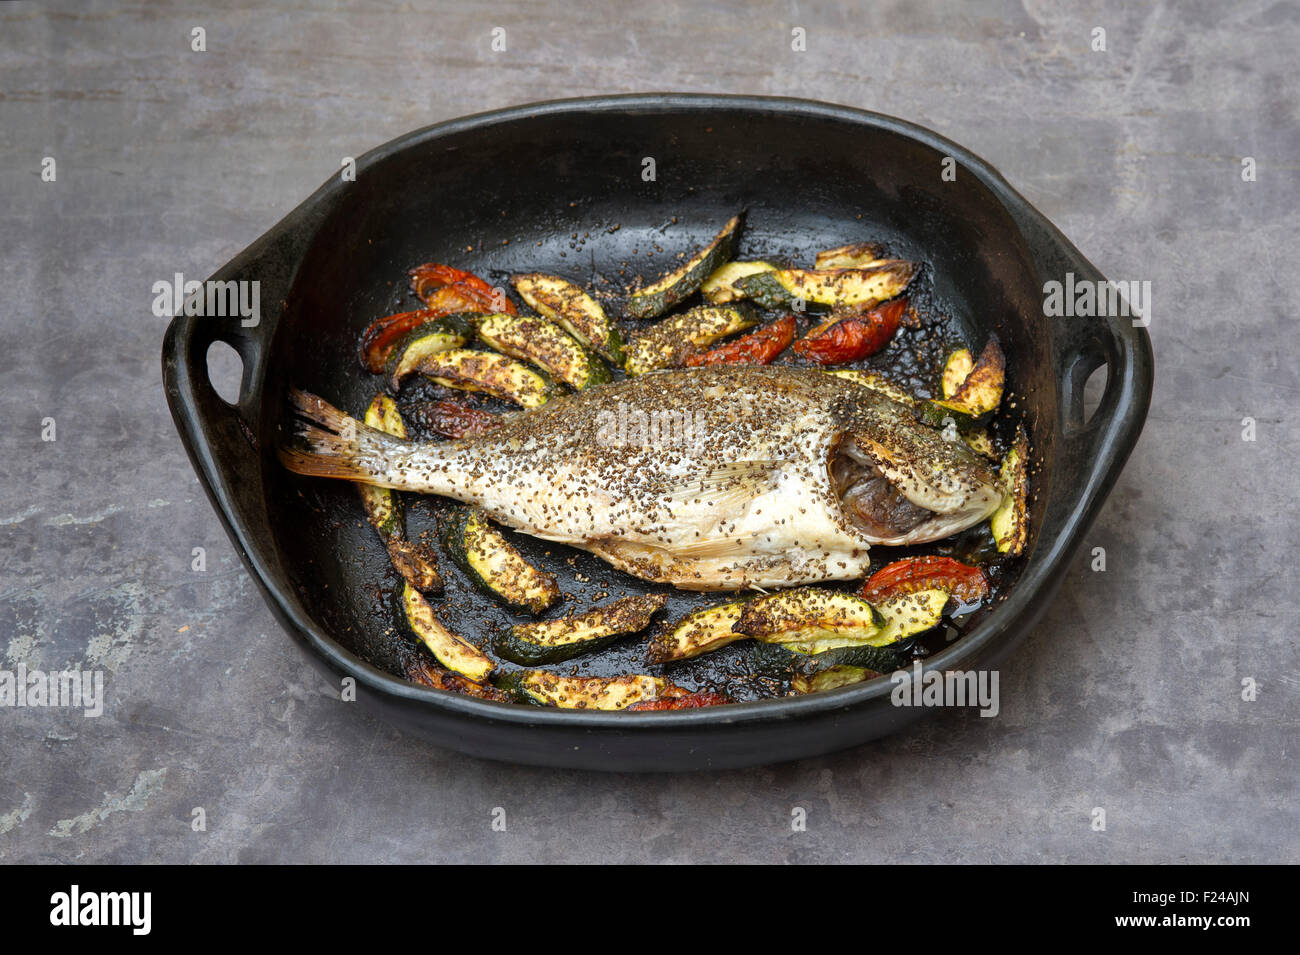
162, 94, 1152, 771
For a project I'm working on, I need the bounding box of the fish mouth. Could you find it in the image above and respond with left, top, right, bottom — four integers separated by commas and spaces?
831, 432, 1003, 546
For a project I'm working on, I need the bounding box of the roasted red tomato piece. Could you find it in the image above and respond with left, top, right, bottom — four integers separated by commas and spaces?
405, 400, 501, 439
408, 263, 516, 314
625, 691, 731, 711
792, 297, 907, 365
684, 315, 796, 367
860, 555, 990, 604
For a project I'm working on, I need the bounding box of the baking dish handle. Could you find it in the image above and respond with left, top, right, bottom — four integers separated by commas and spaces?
1012, 206, 1155, 542
161, 201, 326, 570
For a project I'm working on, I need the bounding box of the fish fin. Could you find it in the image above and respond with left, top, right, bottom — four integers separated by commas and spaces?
278, 388, 404, 483
650, 459, 782, 509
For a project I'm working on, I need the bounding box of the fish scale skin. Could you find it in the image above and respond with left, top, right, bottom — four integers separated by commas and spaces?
296, 366, 1000, 590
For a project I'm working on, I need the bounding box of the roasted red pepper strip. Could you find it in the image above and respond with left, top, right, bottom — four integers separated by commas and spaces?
626, 691, 731, 711
408, 263, 516, 314
405, 400, 501, 439
684, 315, 796, 367
358, 283, 488, 372
860, 556, 989, 604
792, 297, 907, 365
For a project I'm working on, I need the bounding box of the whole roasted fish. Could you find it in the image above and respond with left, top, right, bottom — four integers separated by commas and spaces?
280, 366, 1003, 591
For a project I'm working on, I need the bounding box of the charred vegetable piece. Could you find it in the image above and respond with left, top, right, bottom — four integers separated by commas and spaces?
496, 670, 678, 710
404, 399, 502, 439
701, 260, 776, 304
813, 242, 889, 270
684, 315, 795, 367
512, 273, 624, 365
398, 347, 556, 408
733, 261, 915, 310
626, 690, 731, 710
990, 426, 1029, 555
646, 600, 746, 663
410, 263, 515, 314
793, 298, 907, 364
406, 655, 514, 702
623, 305, 757, 376
384, 317, 474, 388
360, 307, 474, 374
442, 506, 560, 614
402, 583, 495, 683
476, 312, 610, 391
357, 394, 443, 593
734, 588, 886, 651
626, 214, 744, 319
934, 340, 1005, 417
495, 594, 668, 665
748, 641, 905, 691
860, 556, 990, 604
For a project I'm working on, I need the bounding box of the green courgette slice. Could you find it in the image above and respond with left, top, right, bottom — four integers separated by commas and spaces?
933, 340, 1005, 418
357, 395, 442, 593
384, 316, 473, 389
701, 260, 776, 304
626, 214, 744, 319
813, 242, 890, 270
441, 507, 561, 614
402, 583, 495, 683
476, 312, 610, 391
734, 587, 886, 651
622, 305, 757, 376
990, 427, 1029, 555
512, 273, 624, 364
495, 593, 667, 665
748, 641, 906, 692
645, 600, 746, 663
400, 347, 556, 409
733, 261, 915, 310
496, 670, 673, 710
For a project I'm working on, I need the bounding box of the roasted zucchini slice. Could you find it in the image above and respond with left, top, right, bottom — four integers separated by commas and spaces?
357, 395, 442, 593
963, 428, 998, 460
622, 305, 757, 376
400, 347, 556, 409
872, 589, 950, 645
495, 593, 667, 665
496, 670, 674, 710
626, 213, 744, 319
990, 426, 1029, 555
402, 583, 495, 683
441, 507, 561, 614
701, 260, 776, 304
733, 261, 914, 310
941, 348, 976, 399
934, 340, 1005, 418
734, 587, 886, 651
384, 316, 473, 388
476, 312, 610, 391
511, 273, 624, 364
813, 242, 890, 270
646, 599, 746, 663
748, 641, 906, 692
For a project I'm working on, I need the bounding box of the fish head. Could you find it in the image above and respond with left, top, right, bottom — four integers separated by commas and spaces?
832, 402, 1004, 546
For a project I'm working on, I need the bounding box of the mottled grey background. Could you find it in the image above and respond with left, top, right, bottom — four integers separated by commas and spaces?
1, 0, 1296, 863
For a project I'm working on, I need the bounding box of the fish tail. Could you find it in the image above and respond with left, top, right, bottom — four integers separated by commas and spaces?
278, 388, 404, 484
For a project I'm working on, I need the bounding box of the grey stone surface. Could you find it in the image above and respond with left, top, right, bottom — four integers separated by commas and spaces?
1, 0, 1296, 863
